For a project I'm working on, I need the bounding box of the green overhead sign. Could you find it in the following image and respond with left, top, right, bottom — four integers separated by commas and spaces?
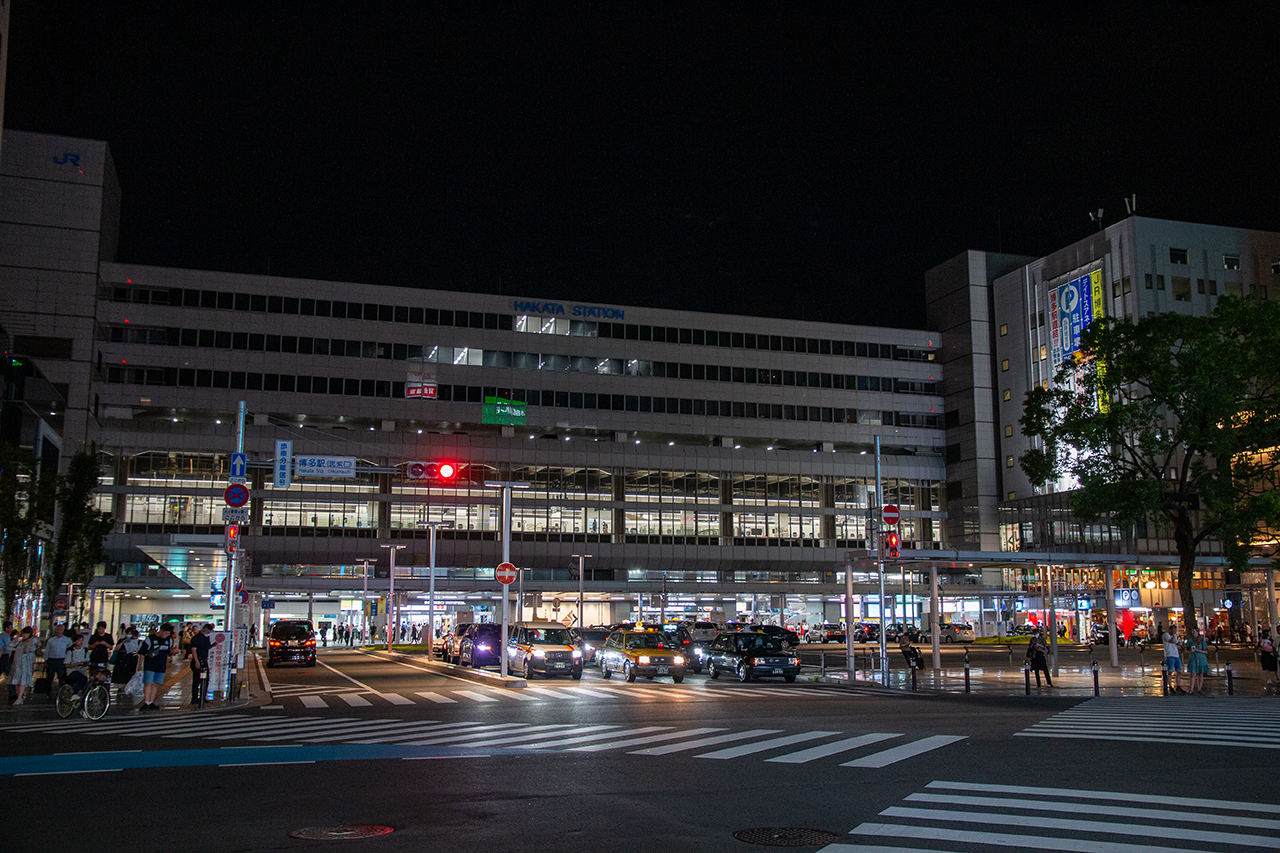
483, 396, 527, 425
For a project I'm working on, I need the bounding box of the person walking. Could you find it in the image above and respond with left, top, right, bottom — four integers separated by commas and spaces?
87, 622, 114, 670
111, 626, 141, 696
1186, 627, 1209, 695
1025, 627, 1053, 687
10, 627, 37, 704
42, 623, 72, 698
138, 623, 175, 711
0, 620, 12, 684
1163, 625, 1185, 694
1259, 630, 1277, 695
188, 623, 212, 705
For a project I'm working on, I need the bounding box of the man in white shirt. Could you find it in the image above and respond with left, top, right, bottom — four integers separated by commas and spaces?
1162, 627, 1184, 694
43, 624, 73, 698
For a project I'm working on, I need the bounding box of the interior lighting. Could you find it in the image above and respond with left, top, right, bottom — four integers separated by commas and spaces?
767, 446, 773, 451
216, 419, 222, 424
734, 445, 741, 449
668, 441, 675, 446
1159, 581, 1170, 589
418, 429, 423, 434
1144, 580, 1156, 589
860, 450, 867, 455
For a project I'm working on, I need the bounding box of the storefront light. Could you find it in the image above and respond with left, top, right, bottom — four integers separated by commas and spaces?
1159, 581, 1170, 589
1144, 580, 1157, 589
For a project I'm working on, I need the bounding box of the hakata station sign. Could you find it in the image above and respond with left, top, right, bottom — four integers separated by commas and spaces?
496, 562, 518, 585
881, 504, 900, 526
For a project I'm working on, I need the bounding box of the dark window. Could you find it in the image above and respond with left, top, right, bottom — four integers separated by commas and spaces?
265, 335, 280, 352
248, 333, 264, 351
267, 295, 283, 313
945, 444, 962, 464
283, 297, 299, 314
300, 298, 315, 315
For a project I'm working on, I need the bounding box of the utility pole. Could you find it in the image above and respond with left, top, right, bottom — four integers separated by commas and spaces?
224, 401, 246, 702
418, 522, 448, 659
356, 559, 374, 646
572, 554, 591, 628
381, 544, 405, 651
485, 480, 529, 678
876, 434, 888, 684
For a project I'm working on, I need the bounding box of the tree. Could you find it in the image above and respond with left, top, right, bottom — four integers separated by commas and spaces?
0, 443, 56, 624
1020, 293, 1280, 633
44, 449, 115, 621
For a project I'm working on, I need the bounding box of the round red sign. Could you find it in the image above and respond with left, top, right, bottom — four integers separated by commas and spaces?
496, 562, 518, 585
881, 504, 900, 525
224, 484, 250, 507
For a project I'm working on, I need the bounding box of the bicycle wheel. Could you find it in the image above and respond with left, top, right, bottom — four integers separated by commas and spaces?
84, 684, 111, 720
55, 683, 78, 719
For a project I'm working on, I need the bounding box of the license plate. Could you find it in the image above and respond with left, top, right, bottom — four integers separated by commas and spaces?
656, 666, 669, 674
772, 668, 783, 674
551, 662, 565, 669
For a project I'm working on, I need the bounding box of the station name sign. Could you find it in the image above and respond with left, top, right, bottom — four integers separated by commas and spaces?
513, 300, 624, 320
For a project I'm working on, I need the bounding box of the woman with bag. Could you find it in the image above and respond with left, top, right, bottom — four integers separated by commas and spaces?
1025, 626, 1054, 687
10, 627, 37, 705
1186, 626, 1210, 695
111, 626, 141, 696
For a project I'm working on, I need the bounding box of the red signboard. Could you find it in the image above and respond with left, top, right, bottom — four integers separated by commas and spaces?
496, 562, 518, 585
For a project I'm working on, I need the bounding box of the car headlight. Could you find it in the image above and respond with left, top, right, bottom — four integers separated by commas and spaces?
532, 649, 545, 658
584, 644, 594, 651
638, 655, 650, 665
572, 650, 582, 659
674, 656, 685, 665
790, 658, 800, 666
476, 644, 490, 651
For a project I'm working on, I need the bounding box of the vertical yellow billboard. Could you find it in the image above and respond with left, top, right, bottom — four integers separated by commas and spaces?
1090, 270, 1108, 413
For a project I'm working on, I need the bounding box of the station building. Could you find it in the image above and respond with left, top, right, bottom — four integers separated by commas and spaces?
2, 127, 1277, 640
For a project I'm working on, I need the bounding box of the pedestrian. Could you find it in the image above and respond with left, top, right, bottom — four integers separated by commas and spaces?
63, 634, 91, 694
10, 627, 37, 704
111, 626, 141, 694
137, 623, 175, 711
1259, 631, 1277, 695
87, 621, 114, 670
1163, 625, 1185, 694
1025, 627, 1053, 687
1186, 627, 1209, 695
42, 623, 72, 698
188, 623, 212, 705
0, 620, 12, 683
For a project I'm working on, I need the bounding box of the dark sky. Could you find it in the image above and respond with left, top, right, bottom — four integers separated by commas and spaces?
7, 3, 1279, 329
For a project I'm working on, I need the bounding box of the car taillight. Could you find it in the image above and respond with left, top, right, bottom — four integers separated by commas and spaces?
750, 657, 762, 666
305, 639, 316, 647
269, 640, 281, 646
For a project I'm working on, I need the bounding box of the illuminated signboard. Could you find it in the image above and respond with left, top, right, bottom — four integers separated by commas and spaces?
483, 396, 527, 425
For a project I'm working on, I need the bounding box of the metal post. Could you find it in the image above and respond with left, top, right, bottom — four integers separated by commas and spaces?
930, 565, 941, 669
484, 480, 527, 679
1269, 566, 1279, 653
1226, 660, 1234, 696
910, 658, 917, 691
844, 560, 855, 678
418, 523, 447, 660
1091, 658, 1100, 696
1023, 658, 1031, 695
225, 400, 246, 702
1048, 563, 1059, 678
572, 554, 591, 629
963, 647, 971, 694
380, 544, 405, 651
1104, 564, 1119, 668
357, 559, 372, 646
820, 651, 826, 676
875, 435, 888, 684
1161, 661, 1169, 696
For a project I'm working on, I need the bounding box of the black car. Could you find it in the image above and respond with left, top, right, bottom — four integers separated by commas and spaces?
578, 628, 612, 665
706, 631, 801, 683
886, 623, 922, 643
442, 623, 471, 663
751, 624, 800, 649
458, 623, 503, 668
660, 623, 703, 673
267, 619, 316, 667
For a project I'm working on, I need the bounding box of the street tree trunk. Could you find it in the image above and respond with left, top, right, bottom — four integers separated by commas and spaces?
1174, 510, 1198, 636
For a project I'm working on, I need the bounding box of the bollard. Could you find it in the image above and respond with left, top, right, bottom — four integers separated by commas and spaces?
820, 651, 826, 676
964, 648, 971, 694
910, 658, 917, 691
1024, 658, 1031, 695
1091, 658, 1100, 697
1162, 662, 1169, 696
1226, 661, 1234, 696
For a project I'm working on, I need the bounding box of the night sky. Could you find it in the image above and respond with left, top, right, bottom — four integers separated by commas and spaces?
6, 3, 1279, 330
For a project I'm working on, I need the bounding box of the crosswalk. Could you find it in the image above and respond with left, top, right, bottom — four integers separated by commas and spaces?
1, 713, 965, 770
816, 780, 1280, 852
264, 680, 864, 710
1017, 697, 1280, 749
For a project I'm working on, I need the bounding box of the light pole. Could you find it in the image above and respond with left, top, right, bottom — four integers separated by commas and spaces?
356, 559, 374, 646
485, 480, 528, 679
380, 544, 405, 651
875, 434, 888, 684
418, 521, 449, 659
571, 554, 592, 628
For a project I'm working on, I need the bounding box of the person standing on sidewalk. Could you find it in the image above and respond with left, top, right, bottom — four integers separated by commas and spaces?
138, 623, 175, 711
1163, 626, 1185, 694
0, 620, 12, 684
10, 627, 37, 704
1025, 627, 1053, 687
42, 623, 72, 698
1186, 627, 1209, 695
188, 623, 212, 705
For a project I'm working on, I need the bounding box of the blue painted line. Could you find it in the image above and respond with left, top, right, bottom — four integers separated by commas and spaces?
1, 743, 538, 776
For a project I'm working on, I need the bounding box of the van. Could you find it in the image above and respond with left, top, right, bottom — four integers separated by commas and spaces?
507, 621, 583, 679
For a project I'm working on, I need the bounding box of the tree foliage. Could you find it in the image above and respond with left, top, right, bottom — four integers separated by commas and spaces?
1020, 294, 1280, 629
0, 443, 56, 623
45, 449, 115, 617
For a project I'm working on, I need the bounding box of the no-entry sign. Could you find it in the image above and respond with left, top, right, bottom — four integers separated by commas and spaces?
881, 504, 900, 525
496, 562, 518, 585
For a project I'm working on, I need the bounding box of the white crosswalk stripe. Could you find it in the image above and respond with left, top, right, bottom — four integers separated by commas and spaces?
3, 714, 964, 769
299, 696, 327, 709
1017, 697, 1280, 749
415, 691, 456, 704
816, 780, 1280, 853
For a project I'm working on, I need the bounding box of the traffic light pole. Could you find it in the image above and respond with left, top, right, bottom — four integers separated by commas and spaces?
876, 434, 888, 684
381, 544, 405, 651
225, 400, 246, 703
485, 480, 529, 679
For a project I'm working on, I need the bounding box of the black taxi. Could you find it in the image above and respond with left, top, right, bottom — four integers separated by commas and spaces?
706, 630, 801, 682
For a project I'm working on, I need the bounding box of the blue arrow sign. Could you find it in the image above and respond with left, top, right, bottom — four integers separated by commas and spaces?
229, 452, 248, 480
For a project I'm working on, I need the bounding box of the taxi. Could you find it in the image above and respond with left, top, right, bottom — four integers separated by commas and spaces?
507, 621, 583, 679
598, 629, 686, 683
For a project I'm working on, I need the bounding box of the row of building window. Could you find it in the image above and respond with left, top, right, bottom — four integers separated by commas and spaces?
100, 325, 939, 395
102, 283, 935, 361
102, 367, 943, 428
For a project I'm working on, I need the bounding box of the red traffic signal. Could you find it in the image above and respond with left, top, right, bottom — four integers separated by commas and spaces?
407, 461, 459, 482
886, 531, 900, 559
224, 524, 241, 553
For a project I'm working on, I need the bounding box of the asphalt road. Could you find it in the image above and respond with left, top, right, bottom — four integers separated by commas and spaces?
2, 649, 1276, 852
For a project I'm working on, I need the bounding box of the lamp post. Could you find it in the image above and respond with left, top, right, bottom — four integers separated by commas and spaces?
380, 544, 405, 651
418, 522, 449, 659
356, 559, 374, 646
571, 554, 592, 628
485, 480, 529, 678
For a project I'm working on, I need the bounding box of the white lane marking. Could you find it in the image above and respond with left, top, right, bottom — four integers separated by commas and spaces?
849, 822, 1196, 853
359, 649, 517, 686
415, 692, 457, 704
340, 694, 373, 707
377, 692, 414, 705
477, 687, 540, 701
297, 722, 425, 743
15, 768, 124, 776
260, 705, 284, 709
695, 730, 840, 760
55, 750, 142, 755
218, 760, 316, 767
906, 792, 1280, 832
347, 721, 497, 745
454, 690, 499, 703
460, 725, 604, 748
570, 727, 726, 752
520, 686, 583, 700
255, 653, 272, 695
766, 732, 900, 764
629, 729, 783, 756
1017, 731, 1280, 748
841, 735, 967, 768
300, 696, 327, 709
316, 658, 380, 692
395, 723, 536, 746
251, 720, 371, 741
879, 806, 1274, 849
926, 780, 1280, 815
202, 721, 330, 741
514, 726, 669, 750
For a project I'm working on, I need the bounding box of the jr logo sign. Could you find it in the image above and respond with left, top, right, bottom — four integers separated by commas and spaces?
53, 152, 81, 166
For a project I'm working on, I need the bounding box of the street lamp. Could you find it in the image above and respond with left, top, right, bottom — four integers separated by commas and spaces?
418, 522, 449, 659
572, 554, 592, 628
380, 544, 406, 651
356, 559, 374, 645
485, 480, 529, 679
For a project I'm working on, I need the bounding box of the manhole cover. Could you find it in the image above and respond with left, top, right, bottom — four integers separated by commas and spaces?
289, 825, 394, 840
733, 827, 843, 847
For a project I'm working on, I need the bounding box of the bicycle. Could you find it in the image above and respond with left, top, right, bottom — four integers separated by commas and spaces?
55, 664, 112, 721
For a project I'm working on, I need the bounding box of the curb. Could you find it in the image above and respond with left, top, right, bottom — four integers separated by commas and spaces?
367, 650, 528, 688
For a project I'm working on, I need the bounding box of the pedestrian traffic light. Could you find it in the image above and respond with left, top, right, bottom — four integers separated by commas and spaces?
406, 460, 460, 482
885, 531, 900, 559
224, 524, 241, 553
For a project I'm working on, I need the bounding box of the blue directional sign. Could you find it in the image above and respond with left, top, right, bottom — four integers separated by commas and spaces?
229, 452, 248, 483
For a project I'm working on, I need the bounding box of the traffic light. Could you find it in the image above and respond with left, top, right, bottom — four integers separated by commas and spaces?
406, 461, 460, 482
885, 531, 900, 560
224, 524, 241, 554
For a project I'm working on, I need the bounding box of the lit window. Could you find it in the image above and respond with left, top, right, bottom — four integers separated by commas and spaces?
1169, 248, 1188, 264
1003, 389, 1011, 402
1008, 491, 1016, 500
1223, 254, 1240, 271
1005, 425, 1013, 437
1001, 359, 1009, 372
1006, 455, 1015, 468
1041, 380, 1049, 390
1039, 344, 1047, 361
999, 324, 1008, 336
